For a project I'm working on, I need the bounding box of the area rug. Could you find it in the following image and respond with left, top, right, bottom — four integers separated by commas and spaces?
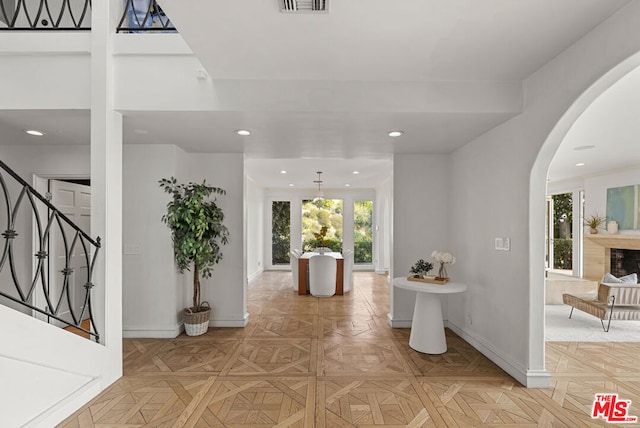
545, 304, 640, 342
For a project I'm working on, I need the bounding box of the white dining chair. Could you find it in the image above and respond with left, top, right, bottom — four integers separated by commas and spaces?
309, 254, 336, 297
342, 249, 354, 292
289, 250, 299, 290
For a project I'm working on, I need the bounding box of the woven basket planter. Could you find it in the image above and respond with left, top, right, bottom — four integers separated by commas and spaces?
184, 302, 211, 336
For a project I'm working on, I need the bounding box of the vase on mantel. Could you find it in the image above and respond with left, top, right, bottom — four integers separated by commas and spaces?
589, 227, 598, 234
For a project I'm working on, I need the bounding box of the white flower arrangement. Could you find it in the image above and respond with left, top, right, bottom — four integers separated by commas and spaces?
432, 251, 456, 264
432, 250, 455, 279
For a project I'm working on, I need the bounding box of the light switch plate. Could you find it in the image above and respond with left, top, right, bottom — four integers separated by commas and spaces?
495, 238, 511, 251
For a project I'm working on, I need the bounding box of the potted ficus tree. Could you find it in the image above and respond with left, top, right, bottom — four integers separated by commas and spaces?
160, 177, 229, 336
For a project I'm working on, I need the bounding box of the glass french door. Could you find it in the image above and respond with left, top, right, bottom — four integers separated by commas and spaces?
354, 200, 373, 264
271, 200, 291, 265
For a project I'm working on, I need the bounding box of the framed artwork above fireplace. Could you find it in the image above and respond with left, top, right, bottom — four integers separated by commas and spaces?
606, 184, 638, 230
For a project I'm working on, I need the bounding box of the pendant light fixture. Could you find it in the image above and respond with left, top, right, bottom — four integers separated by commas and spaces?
313, 171, 324, 201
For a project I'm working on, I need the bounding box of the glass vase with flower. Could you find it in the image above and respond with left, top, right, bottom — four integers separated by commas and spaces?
432, 251, 455, 280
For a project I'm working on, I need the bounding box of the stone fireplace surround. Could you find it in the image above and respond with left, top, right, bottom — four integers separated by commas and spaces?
584, 234, 640, 282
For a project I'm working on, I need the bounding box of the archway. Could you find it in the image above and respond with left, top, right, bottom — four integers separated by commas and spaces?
529, 51, 640, 375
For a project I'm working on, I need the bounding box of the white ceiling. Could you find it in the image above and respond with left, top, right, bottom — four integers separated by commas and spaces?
160, 0, 629, 82
1, 0, 635, 189
548, 65, 640, 183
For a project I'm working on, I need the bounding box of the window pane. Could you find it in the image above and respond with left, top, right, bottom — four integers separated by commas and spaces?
272, 201, 290, 265
302, 199, 343, 252
552, 192, 573, 272
354, 200, 373, 264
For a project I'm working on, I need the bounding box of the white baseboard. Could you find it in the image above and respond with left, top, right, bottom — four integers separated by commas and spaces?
124, 313, 250, 336
524, 369, 553, 388
267, 266, 289, 271
445, 322, 550, 388
210, 312, 249, 328
248, 267, 264, 282
122, 325, 182, 338
25, 377, 102, 428
387, 313, 412, 328
375, 269, 388, 275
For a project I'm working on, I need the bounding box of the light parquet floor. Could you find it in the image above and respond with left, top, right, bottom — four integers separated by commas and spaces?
59, 271, 640, 427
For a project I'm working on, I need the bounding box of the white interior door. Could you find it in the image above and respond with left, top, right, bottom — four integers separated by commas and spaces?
48, 179, 91, 327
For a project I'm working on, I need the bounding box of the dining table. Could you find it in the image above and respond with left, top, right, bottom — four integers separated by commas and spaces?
297, 251, 344, 295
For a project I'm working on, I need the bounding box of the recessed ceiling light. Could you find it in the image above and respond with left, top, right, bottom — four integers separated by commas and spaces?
25, 129, 44, 136
576, 162, 585, 167
352, 171, 360, 175
344, 184, 351, 187
573, 145, 595, 151
235, 129, 251, 136
280, 170, 287, 174
289, 183, 294, 187
388, 130, 404, 137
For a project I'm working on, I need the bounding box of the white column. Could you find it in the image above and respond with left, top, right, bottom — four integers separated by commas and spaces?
91, 0, 123, 384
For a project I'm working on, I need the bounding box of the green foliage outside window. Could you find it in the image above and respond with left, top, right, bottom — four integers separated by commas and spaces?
552, 193, 573, 269
302, 238, 342, 253
302, 199, 343, 251
553, 193, 573, 228
272, 201, 290, 265
299, 199, 374, 263
553, 238, 573, 270
354, 200, 373, 263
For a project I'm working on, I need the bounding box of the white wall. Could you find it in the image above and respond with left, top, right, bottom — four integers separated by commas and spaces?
121, 146, 248, 331
375, 177, 392, 274
122, 144, 183, 337
584, 168, 640, 235
246, 177, 264, 281
391, 154, 450, 327
0, 34, 91, 110
447, 1, 640, 387
113, 35, 214, 112
181, 152, 247, 327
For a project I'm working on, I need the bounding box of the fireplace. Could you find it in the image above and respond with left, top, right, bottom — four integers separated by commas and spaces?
583, 235, 640, 281
611, 249, 640, 278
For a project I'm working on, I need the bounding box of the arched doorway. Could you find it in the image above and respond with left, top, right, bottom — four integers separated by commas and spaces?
529, 51, 640, 369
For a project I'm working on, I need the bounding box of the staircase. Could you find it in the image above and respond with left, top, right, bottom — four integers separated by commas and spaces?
0, 1, 162, 424
0, 160, 105, 427
0, 160, 101, 341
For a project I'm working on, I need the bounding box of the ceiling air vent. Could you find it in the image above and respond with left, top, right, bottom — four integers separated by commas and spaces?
280, 0, 328, 13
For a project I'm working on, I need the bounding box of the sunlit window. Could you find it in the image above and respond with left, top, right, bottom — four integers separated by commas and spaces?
302, 199, 343, 252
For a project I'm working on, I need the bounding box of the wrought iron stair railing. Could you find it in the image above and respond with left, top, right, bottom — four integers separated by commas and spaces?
117, 0, 176, 33
0, 0, 176, 32
0, 160, 101, 342
0, 0, 91, 30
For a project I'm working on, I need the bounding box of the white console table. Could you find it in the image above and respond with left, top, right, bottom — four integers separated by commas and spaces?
393, 277, 467, 354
